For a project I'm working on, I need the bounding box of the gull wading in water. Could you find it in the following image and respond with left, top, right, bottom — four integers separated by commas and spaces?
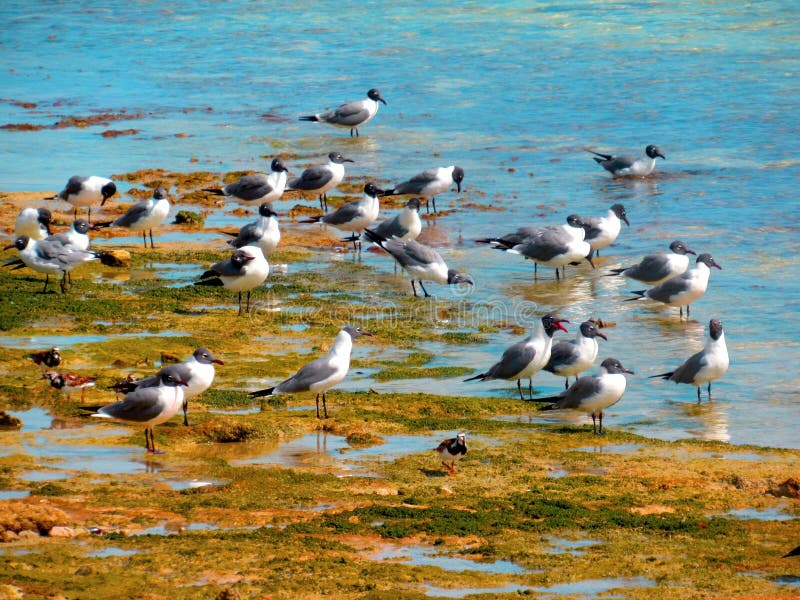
363, 228, 473, 297
465, 315, 569, 400
288, 152, 353, 212
606, 240, 695, 285
54, 175, 117, 221
650, 318, 729, 402
539, 358, 634, 435
587, 145, 665, 177
299, 88, 387, 137
385, 165, 465, 214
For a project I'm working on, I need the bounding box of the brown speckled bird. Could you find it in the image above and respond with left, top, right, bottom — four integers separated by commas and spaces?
43, 371, 96, 401
435, 432, 467, 475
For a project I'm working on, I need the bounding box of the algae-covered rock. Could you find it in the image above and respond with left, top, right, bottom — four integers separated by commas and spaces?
0, 500, 71, 535
174, 210, 204, 226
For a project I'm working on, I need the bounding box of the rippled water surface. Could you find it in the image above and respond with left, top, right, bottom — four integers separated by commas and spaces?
1, 1, 799, 447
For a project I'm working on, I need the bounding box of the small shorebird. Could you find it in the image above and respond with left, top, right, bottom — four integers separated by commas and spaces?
43, 371, 96, 401
30, 347, 62, 371
435, 432, 467, 475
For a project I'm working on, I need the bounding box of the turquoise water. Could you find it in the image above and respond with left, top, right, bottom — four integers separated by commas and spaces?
2, 2, 799, 447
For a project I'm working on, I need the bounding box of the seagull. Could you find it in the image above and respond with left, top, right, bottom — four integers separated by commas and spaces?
3, 235, 112, 293
249, 325, 373, 419
47, 218, 96, 251
435, 432, 467, 475
494, 224, 594, 280
203, 158, 289, 205
30, 347, 61, 371
54, 175, 117, 220
606, 240, 695, 285
302, 183, 384, 253
545, 320, 608, 389
112, 348, 224, 426
587, 145, 665, 177
223, 202, 281, 256
650, 318, 729, 402
538, 358, 634, 434
385, 165, 464, 214
627, 253, 721, 317
476, 215, 585, 249
465, 315, 569, 400
363, 229, 473, 297
581, 204, 629, 255
370, 198, 422, 242
299, 88, 386, 137
15, 208, 52, 240
194, 245, 269, 315
90, 365, 188, 453
288, 152, 353, 212
42, 371, 96, 401
105, 186, 170, 248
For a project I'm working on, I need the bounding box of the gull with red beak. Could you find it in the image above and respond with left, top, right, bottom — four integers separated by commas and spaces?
90, 365, 188, 453
465, 315, 569, 401
627, 253, 721, 317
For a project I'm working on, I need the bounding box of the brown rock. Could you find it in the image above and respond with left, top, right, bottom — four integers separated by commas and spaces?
768, 478, 800, 499
215, 590, 242, 600
0, 500, 70, 534
17, 530, 39, 540
49, 526, 76, 538
0, 411, 22, 429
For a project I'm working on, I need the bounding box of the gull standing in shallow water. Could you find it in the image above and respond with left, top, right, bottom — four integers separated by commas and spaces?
288, 152, 353, 212
370, 198, 422, 242
494, 223, 594, 280
587, 145, 665, 177
650, 318, 729, 402
194, 245, 269, 315
627, 253, 721, 317
302, 183, 384, 254
435, 432, 467, 475
105, 186, 170, 248
54, 175, 117, 221
113, 348, 224, 426
90, 366, 188, 454
386, 166, 465, 214
249, 326, 372, 419
545, 320, 608, 389
15, 207, 52, 240
204, 158, 289, 205
465, 315, 569, 400
224, 202, 281, 256
581, 204, 629, 256
606, 240, 695, 285
299, 88, 387, 137
363, 229, 473, 297
539, 358, 634, 434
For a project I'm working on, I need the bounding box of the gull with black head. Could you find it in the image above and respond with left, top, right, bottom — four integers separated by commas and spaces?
363, 228, 473, 297
386, 165, 465, 214
587, 145, 665, 177
204, 158, 289, 205
288, 152, 353, 212
606, 240, 695, 285
299, 88, 387, 137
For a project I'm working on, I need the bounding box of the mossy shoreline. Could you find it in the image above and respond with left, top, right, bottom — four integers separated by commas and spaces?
0, 173, 798, 599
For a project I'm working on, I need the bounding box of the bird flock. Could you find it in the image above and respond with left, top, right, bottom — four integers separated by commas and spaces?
5, 88, 729, 469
